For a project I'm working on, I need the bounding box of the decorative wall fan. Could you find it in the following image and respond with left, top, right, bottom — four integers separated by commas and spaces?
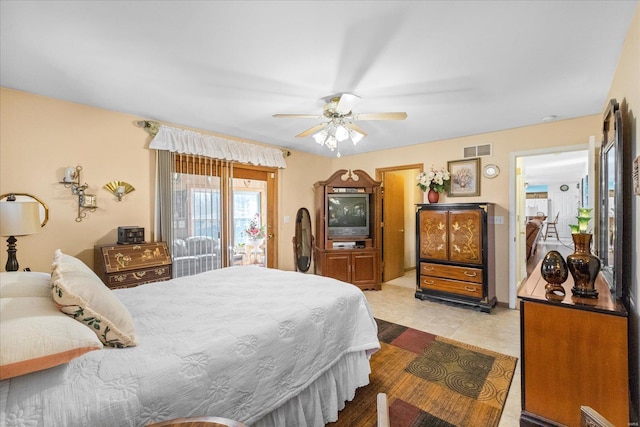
273, 93, 407, 156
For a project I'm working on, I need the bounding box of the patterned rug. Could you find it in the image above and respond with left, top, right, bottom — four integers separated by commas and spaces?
329, 318, 518, 427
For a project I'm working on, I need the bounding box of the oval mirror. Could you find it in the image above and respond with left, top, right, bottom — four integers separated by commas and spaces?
294, 207, 313, 272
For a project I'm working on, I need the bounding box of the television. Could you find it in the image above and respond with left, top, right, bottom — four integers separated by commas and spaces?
327, 193, 370, 237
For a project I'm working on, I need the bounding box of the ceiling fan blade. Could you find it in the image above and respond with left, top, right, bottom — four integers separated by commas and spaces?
295, 122, 328, 138
335, 93, 361, 115
273, 113, 324, 119
344, 122, 368, 136
352, 112, 407, 121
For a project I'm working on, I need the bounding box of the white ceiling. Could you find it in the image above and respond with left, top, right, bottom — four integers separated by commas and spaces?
522, 150, 589, 186
1, 1, 637, 158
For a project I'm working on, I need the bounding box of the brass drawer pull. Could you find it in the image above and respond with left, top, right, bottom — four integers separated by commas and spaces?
422, 266, 434, 271
463, 271, 477, 277
422, 279, 435, 285
464, 286, 476, 292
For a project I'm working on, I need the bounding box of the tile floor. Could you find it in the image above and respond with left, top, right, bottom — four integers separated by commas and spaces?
363, 270, 522, 427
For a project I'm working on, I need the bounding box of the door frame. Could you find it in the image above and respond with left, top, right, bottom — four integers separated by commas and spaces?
508, 141, 595, 308
376, 164, 423, 279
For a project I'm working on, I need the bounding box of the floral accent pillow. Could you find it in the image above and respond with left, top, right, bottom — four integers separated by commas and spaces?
51, 250, 138, 348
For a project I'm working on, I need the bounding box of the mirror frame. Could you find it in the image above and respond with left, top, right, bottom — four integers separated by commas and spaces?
293, 207, 313, 272
598, 99, 624, 299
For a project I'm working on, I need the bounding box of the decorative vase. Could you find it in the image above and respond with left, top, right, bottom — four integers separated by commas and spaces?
540, 250, 568, 297
427, 189, 439, 203
567, 233, 600, 298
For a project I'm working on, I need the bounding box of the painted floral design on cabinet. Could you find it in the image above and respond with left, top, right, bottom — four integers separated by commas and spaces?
449, 211, 482, 264
419, 210, 448, 260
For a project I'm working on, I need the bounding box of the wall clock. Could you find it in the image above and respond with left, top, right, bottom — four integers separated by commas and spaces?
560, 184, 569, 192
482, 164, 500, 179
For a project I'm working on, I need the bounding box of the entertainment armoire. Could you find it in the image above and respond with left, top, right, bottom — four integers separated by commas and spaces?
313, 169, 382, 291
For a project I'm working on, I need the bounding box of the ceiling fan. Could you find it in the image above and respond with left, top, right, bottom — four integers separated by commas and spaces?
273, 93, 407, 156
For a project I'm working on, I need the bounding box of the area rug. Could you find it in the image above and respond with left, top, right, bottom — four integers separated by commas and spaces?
329, 318, 518, 427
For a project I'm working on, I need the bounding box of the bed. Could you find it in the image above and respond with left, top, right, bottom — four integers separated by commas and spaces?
0, 251, 380, 427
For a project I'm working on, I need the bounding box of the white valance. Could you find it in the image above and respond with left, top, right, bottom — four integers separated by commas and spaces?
149, 125, 287, 169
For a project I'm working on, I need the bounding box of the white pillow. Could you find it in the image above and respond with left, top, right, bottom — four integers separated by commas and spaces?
0, 271, 51, 298
51, 249, 94, 275
51, 250, 138, 348
0, 297, 103, 380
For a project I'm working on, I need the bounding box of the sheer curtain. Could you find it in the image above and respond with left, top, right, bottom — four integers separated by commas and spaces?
150, 124, 285, 277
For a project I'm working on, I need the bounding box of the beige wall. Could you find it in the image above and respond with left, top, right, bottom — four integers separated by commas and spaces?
0, 88, 156, 269
0, 87, 331, 273
278, 149, 331, 271
330, 115, 601, 303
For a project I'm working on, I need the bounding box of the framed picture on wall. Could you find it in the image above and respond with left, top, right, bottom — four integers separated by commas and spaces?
447, 158, 480, 197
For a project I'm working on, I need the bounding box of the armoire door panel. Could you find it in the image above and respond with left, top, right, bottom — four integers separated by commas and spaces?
419, 209, 448, 260
448, 209, 483, 264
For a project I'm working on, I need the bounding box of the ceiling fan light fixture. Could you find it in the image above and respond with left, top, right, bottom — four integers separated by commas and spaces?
275, 93, 406, 156
313, 129, 328, 145
335, 125, 350, 142
349, 129, 364, 145
325, 135, 338, 150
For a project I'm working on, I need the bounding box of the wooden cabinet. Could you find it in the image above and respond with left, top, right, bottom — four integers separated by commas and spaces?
94, 242, 172, 289
415, 203, 496, 312
518, 262, 629, 427
321, 250, 379, 288
313, 170, 382, 291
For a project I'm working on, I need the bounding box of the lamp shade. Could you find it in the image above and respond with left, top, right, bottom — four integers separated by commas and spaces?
0, 201, 41, 236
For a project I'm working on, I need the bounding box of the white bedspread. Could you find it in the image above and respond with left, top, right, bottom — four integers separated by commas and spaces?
0, 267, 380, 426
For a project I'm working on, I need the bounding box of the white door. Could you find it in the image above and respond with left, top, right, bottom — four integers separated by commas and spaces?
548, 186, 581, 239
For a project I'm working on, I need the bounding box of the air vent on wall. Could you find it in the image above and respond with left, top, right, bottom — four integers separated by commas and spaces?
463, 143, 492, 158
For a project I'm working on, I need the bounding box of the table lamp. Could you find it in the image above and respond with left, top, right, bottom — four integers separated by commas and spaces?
0, 196, 41, 271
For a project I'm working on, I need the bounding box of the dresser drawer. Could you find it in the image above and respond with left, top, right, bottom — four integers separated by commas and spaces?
419, 275, 483, 298
420, 262, 483, 284
106, 265, 172, 289
98, 242, 171, 273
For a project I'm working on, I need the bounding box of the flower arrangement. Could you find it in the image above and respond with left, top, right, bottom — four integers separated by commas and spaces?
243, 214, 265, 240
417, 166, 451, 193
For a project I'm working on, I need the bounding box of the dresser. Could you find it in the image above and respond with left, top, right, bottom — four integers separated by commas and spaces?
415, 203, 496, 313
94, 242, 172, 289
518, 261, 629, 427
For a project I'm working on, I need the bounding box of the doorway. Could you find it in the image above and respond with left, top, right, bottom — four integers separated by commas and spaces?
508, 142, 594, 308
171, 156, 278, 276
376, 164, 423, 283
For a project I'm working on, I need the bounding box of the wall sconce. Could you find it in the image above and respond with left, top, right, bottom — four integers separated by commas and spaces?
104, 181, 135, 201
60, 165, 97, 222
